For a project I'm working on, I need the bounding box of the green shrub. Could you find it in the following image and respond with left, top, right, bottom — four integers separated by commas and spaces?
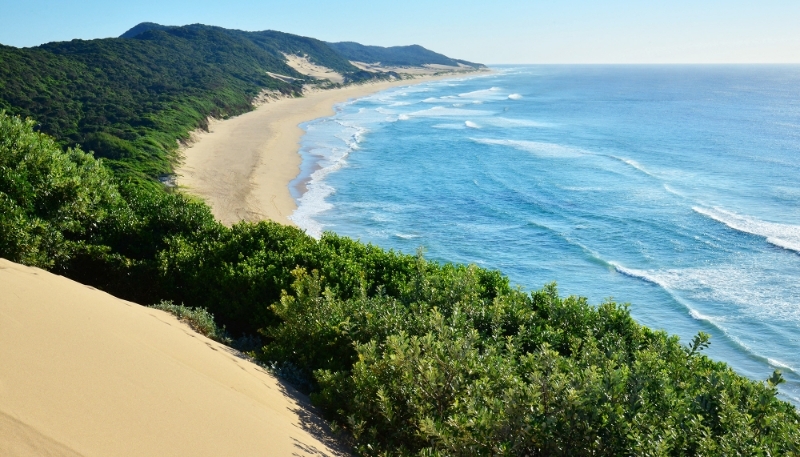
149, 300, 228, 342
264, 266, 800, 456
0, 111, 126, 268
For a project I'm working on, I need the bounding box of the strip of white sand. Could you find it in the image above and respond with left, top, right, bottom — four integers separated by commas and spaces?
0, 258, 346, 457
176, 72, 485, 227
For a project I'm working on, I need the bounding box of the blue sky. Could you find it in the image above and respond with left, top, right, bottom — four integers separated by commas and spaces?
1, 0, 798, 63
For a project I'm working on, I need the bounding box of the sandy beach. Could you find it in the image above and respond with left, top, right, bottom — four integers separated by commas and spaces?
0, 259, 346, 457
176, 73, 482, 227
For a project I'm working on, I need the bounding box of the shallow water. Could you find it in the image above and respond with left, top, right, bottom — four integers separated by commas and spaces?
290, 65, 800, 404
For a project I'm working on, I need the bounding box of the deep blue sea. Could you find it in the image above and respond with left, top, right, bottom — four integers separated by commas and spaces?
289, 65, 800, 404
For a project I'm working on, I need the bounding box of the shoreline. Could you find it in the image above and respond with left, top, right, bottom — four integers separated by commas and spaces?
175, 71, 488, 227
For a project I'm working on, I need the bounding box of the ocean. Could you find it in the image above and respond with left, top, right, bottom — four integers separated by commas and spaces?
289, 65, 800, 404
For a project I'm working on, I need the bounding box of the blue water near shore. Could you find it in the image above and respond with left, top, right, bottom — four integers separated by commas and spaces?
290, 65, 800, 404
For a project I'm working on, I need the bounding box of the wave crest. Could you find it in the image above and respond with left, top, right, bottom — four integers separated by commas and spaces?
693, 206, 800, 254
471, 138, 586, 158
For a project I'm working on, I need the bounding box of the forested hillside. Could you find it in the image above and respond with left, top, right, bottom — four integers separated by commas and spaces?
0, 24, 392, 185
327, 41, 485, 68
121, 23, 362, 75
0, 26, 298, 184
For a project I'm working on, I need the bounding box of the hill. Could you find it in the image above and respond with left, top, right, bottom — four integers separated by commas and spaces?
0, 25, 302, 184
118, 21, 172, 38
120, 23, 362, 75
327, 41, 485, 68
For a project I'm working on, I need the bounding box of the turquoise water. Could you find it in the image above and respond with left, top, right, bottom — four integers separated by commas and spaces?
290, 65, 800, 404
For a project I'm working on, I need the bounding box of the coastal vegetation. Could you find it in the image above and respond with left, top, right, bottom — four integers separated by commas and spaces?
2, 110, 799, 455
326, 41, 484, 68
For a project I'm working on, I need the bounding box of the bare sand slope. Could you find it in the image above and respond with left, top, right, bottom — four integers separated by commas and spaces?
176, 74, 481, 227
284, 54, 345, 84
0, 259, 347, 457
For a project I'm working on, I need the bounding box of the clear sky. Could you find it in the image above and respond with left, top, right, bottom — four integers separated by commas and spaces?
1, 0, 798, 64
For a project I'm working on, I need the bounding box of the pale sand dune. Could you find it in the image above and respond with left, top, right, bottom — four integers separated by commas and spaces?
284, 54, 345, 84
176, 73, 482, 227
0, 259, 347, 457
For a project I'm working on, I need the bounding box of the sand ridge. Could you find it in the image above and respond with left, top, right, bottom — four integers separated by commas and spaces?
175, 72, 487, 227
284, 54, 345, 84
0, 258, 347, 457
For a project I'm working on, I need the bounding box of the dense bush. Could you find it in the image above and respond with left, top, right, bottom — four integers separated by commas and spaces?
156, 224, 489, 334
150, 300, 228, 342
266, 266, 800, 455
0, 112, 126, 268
2, 111, 799, 455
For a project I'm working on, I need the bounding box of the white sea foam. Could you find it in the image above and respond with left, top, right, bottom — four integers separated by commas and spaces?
689, 308, 717, 323
458, 87, 504, 98
366, 228, 390, 239
610, 262, 780, 365
768, 358, 796, 371
693, 206, 800, 254
431, 123, 466, 130
398, 114, 410, 121
421, 95, 461, 104
471, 138, 586, 158
290, 171, 337, 239
370, 213, 393, 223
559, 186, 607, 192
612, 263, 663, 286
483, 117, 554, 128
508, 93, 523, 100
663, 184, 683, 197
613, 261, 800, 321
290, 121, 370, 238
605, 155, 656, 178
406, 106, 495, 118
395, 233, 421, 239
465, 121, 480, 129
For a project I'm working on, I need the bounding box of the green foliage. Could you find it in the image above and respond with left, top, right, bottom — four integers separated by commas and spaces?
1, 112, 798, 455
266, 267, 800, 456
0, 26, 305, 183
0, 111, 125, 268
326, 42, 484, 68
236, 29, 361, 75
150, 300, 228, 342
119, 22, 172, 38
120, 23, 362, 76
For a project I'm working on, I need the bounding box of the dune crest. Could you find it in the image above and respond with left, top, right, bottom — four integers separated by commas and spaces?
0, 259, 347, 457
